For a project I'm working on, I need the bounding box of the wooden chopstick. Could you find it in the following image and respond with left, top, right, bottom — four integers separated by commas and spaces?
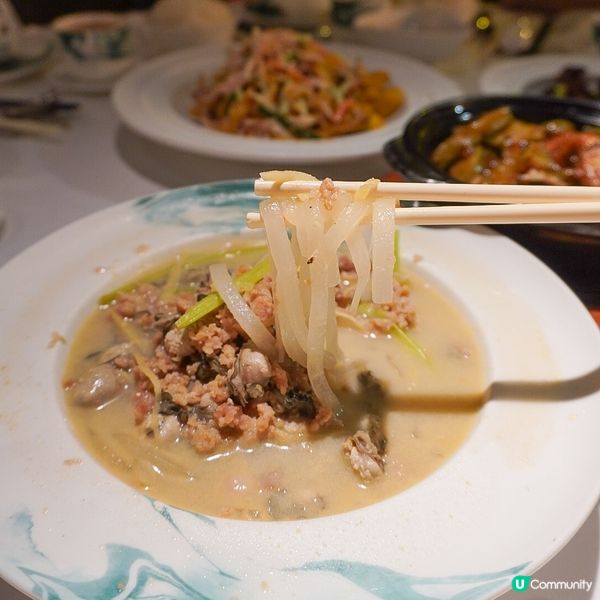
0, 97, 79, 110
254, 179, 600, 204
246, 179, 600, 229
247, 202, 600, 229
0, 116, 64, 137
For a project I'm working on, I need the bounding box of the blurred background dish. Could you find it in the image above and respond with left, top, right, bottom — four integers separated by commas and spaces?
236, 0, 331, 30
112, 42, 461, 163
384, 94, 600, 308
49, 10, 135, 93
47, 0, 236, 94
332, 0, 476, 63
479, 53, 600, 97
189, 28, 406, 140
0, 0, 20, 61
384, 94, 600, 183
523, 66, 600, 101
0, 28, 56, 84
144, 0, 235, 55
52, 11, 131, 61
0, 0, 57, 84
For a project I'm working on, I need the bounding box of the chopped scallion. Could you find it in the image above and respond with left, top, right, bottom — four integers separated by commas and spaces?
175, 255, 271, 329
390, 324, 428, 362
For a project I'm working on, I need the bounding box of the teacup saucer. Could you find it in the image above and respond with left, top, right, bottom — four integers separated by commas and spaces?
48, 55, 137, 94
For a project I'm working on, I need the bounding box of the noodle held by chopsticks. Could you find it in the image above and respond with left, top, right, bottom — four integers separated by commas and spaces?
209, 263, 277, 359
258, 172, 397, 409
371, 197, 396, 304
260, 198, 309, 366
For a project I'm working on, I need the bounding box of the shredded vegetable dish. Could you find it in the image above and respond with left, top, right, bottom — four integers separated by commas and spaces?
190, 28, 405, 139
431, 106, 600, 185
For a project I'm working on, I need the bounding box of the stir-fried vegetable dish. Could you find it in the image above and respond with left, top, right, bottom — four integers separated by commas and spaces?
431, 106, 600, 185
190, 28, 405, 139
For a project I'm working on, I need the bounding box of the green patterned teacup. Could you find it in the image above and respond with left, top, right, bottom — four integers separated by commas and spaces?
52, 11, 130, 61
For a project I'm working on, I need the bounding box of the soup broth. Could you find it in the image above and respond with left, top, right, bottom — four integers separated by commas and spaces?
63, 243, 487, 520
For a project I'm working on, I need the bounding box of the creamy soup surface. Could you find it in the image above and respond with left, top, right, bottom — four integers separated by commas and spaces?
63, 242, 487, 520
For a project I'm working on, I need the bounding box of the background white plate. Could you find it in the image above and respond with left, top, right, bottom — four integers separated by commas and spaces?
479, 53, 600, 96
0, 181, 599, 600
112, 45, 461, 164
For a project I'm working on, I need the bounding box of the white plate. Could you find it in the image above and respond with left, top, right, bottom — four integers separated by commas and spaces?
479, 53, 600, 96
0, 181, 599, 600
111, 45, 461, 163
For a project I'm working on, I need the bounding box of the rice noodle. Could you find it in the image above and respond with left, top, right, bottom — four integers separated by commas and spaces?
371, 196, 396, 304
282, 197, 299, 226
346, 228, 371, 313
307, 249, 339, 409
111, 308, 163, 436
260, 199, 309, 356
291, 229, 311, 319
298, 197, 370, 408
325, 288, 339, 358
324, 200, 369, 287
241, 173, 398, 411
271, 283, 286, 363
323, 190, 350, 286
325, 199, 370, 250
260, 170, 318, 183
295, 193, 323, 260
272, 272, 307, 366
133, 350, 162, 438
209, 263, 277, 358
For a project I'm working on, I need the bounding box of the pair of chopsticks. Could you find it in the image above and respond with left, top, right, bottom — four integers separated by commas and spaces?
0, 94, 79, 138
0, 116, 64, 137
0, 97, 79, 114
246, 179, 600, 229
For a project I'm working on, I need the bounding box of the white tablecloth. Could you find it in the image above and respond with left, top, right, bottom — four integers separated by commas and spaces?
0, 41, 599, 600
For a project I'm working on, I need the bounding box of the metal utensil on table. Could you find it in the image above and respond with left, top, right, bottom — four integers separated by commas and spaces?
0, 93, 78, 118
0, 92, 78, 136
0, 116, 64, 136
